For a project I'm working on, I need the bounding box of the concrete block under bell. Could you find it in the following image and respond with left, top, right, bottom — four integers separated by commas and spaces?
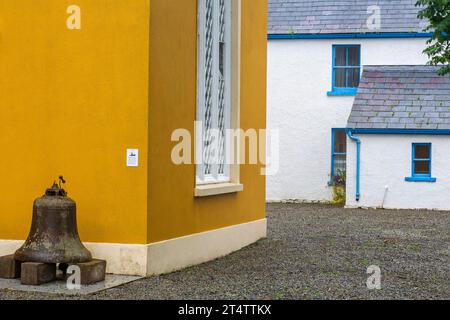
76, 259, 107, 285
0, 255, 21, 279
21, 262, 56, 285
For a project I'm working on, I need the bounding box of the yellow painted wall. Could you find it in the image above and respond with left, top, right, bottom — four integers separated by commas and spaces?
148, 0, 267, 243
0, 0, 150, 244
0, 0, 267, 246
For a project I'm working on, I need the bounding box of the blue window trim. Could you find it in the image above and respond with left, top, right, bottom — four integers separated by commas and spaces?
327, 88, 358, 96
350, 129, 450, 135
327, 45, 361, 96
267, 32, 434, 40
405, 176, 436, 182
328, 128, 347, 186
405, 143, 436, 183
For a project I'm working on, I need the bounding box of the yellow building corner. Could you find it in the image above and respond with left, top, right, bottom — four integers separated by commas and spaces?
0, 0, 267, 276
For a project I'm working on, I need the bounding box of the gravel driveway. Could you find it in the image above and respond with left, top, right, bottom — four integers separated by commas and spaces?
2, 203, 450, 300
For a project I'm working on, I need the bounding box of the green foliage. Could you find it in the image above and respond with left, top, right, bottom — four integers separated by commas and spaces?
331, 169, 346, 206
331, 185, 346, 206
416, 0, 450, 75
332, 169, 346, 186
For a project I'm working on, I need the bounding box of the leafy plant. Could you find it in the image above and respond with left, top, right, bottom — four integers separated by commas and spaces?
416, 0, 450, 75
331, 169, 346, 205
333, 169, 346, 186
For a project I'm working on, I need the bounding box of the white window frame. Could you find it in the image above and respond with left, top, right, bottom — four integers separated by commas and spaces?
196, 0, 241, 191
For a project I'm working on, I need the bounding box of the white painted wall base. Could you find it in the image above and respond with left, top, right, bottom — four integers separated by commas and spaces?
0, 240, 22, 258
0, 219, 267, 277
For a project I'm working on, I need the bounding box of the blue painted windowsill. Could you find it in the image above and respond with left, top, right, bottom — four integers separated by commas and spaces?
327, 88, 357, 96
405, 176, 437, 183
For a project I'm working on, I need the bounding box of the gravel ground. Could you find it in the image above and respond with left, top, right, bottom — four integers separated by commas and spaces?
2, 203, 450, 300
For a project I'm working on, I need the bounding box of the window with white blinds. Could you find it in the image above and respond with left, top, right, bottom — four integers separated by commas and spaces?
196, 0, 232, 185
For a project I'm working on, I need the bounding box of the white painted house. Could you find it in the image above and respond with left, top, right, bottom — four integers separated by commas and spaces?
346, 66, 450, 210
266, 0, 450, 210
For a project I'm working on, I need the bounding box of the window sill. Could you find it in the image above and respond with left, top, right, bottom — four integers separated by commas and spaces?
405, 177, 437, 183
195, 183, 244, 197
327, 89, 357, 96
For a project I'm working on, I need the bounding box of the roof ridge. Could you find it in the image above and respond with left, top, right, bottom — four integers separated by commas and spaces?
363, 65, 446, 72
268, 0, 427, 36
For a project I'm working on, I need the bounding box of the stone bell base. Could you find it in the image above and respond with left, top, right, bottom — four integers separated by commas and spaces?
0, 255, 106, 286
0, 255, 21, 279
21, 262, 56, 285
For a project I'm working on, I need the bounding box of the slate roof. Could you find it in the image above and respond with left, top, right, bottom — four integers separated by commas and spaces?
268, 0, 429, 35
347, 66, 450, 130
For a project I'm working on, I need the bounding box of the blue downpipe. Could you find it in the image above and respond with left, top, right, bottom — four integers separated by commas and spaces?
346, 129, 361, 202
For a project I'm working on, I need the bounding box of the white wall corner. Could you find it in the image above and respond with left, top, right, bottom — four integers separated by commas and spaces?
84, 243, 148, 277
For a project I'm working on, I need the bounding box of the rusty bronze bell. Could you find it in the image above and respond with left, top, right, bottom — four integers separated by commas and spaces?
14, 179, 92, 264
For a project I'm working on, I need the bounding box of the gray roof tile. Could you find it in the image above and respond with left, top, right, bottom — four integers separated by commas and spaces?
347, 66, 450, 130
268, 0, 428, 35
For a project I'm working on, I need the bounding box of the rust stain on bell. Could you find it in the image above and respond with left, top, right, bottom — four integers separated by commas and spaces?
14, 178, 92, 264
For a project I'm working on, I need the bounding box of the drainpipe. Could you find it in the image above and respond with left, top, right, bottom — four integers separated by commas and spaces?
346, 129, 361, 202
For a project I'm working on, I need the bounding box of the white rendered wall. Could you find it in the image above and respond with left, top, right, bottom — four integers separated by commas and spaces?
346, 135, 450, 210
267, 38, 429, 202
